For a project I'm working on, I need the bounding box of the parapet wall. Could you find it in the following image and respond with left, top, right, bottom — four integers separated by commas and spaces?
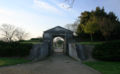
68, 43, 80, 61
68, 43, 95, 61
81, 45, 95, 61
29, 42, 49, 61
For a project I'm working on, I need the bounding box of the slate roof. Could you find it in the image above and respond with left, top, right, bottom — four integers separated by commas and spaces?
44, 26, 73, 33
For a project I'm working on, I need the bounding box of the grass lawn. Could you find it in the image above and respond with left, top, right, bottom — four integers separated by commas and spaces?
20, 41, 41, 44
78, 40, 120, 45
78, 41, 104, 45
0, 58, 31, 67
20, 40, 42, 44
84, 61, 120, 74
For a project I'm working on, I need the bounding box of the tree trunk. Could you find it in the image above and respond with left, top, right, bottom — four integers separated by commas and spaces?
90, 34, 93, 41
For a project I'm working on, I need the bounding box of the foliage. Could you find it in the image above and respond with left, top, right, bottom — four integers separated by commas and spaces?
77, 41, 104, 45
19, 37, 42, 44
84, 19, 99, 34
76, 7, 120, 41
84, 61, 120, 74
0, 41, 33, 57
83, 18, 99, 41
0, 58, 31, 66
92, 41, 120, 61
30, 37, 43, 42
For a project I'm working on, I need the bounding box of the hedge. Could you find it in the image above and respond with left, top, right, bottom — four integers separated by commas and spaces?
0, 41, 33, 57
92, 41, 120, 61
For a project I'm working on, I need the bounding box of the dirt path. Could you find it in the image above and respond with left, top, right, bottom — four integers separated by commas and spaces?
0, 53, 101, 74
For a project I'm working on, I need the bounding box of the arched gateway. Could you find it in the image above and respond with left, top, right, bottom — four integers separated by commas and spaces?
43, 26, 74, 55
30, 26, 86, 61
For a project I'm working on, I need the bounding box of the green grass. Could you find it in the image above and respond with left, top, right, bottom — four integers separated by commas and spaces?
20, 41, 40, 44
78, 39, 120, 45
0, 58, 31, 67
78, 41, 104, 45
20, 40, 43, 44
84, 61, 120, 74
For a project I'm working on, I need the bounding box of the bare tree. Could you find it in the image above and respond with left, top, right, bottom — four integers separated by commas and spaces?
0, 24, 29, 42
65, 24, 72, 30
15, 28, 29, 41
0, 24, 17, 42
65, 20, 79, 33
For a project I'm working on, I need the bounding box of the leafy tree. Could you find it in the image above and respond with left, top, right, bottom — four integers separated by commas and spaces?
99, 17, 115, 40
76, 7, 120, 41
83, 18, 99, 41
76, 11, 91, 38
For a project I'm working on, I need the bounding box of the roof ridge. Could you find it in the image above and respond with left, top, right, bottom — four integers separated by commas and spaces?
44, 26, 73, 33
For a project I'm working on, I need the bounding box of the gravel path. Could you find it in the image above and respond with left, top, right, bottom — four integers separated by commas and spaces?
0, 53, 101, 74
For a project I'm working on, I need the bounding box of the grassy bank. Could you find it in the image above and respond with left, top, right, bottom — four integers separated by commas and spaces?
0, 58, 31, 67
20, 40, 41, 44
20, 41, 41, 44
78, 41, 104, 45
84, 61, 120, 74
78, 40, 120, 45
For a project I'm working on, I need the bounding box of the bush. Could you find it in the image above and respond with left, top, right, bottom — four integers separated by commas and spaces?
31, 37, 43, 42
0, 41, 33, 57
92, 41, 120, 61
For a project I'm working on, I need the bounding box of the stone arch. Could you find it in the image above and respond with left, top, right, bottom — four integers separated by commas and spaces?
43, 26, 74, 55
29, 26, 86, 61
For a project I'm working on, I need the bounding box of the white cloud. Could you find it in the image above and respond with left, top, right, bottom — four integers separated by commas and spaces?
58, 3, 71, 11
49, 0, 72, 11
33, 0, 60, 13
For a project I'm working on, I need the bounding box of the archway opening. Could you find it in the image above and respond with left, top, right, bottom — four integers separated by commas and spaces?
53, 37, 65, 54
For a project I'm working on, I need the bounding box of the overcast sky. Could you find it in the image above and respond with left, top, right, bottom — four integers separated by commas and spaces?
0, 0, 120, 38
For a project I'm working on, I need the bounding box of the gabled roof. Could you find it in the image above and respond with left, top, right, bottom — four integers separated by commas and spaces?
44, 26, 73, 33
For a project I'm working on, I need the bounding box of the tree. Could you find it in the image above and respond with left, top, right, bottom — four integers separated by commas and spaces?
15, 28, 29, 41
65, 20, 79, 36
0, 24, 17, 42
76, 11, 91, 35
0, 24, 29, 42
65, 24, 72, 31
83, 18, 99, 41
99, 17, 117, 40
76, 7, 120, 41
65, 22, 78, 33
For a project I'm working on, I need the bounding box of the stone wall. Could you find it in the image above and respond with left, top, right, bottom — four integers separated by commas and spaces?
29, 42, 95, 61
68, 43, 80, 61
76, 44, 86, 60
37, 42, 49, 60
29, 42, 49, 61
82, 45, 95, 61
69, 44, 95, 61
76, 44, 95, 61
29, 44, 41, 60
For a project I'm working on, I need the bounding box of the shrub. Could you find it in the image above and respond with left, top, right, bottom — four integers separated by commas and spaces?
0, 41, 33, 57
92, 41, 120, 61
